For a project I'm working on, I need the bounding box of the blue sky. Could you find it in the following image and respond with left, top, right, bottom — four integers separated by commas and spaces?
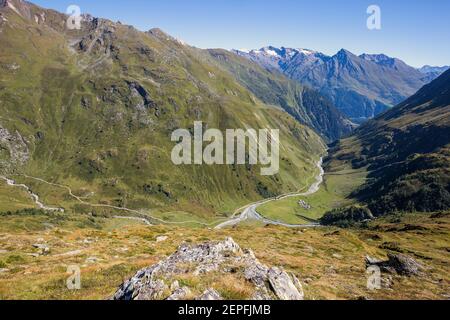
32, 0, 449, 67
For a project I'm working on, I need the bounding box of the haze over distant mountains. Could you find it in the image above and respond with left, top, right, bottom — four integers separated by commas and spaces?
234, 47, 449, 123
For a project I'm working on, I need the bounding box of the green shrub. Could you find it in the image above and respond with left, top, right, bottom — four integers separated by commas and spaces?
0, 208, 49, 217
320, 206, 374, 227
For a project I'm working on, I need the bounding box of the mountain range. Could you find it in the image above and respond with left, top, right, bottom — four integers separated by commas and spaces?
235, 47, 449, 123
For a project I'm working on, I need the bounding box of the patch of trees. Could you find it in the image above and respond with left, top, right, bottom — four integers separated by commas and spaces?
0, 208, 48, 216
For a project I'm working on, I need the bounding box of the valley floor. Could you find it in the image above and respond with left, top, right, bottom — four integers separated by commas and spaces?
257, 157, 367, 224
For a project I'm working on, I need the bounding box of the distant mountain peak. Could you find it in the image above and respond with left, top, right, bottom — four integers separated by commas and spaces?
419, 65, 449, 74
232, 45, 442, 123
234, 46, 320, 60
360, 53, 391, 62
336, 48, 352, 55
333, 49, 359, 65
359, 53, 406, 69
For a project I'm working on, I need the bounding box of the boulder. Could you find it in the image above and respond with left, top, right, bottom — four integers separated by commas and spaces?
366, 253, 423, 276
32, 243, 50, 256
267, 267, 304, 300
386, 253, 423, 276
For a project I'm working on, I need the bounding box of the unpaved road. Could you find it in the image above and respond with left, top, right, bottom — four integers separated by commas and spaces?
214, 158, 324, 229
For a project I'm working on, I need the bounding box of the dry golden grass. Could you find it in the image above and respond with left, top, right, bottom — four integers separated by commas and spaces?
0, 212, 448, 300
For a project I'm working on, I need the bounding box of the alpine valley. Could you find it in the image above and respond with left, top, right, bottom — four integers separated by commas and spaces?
0, 0, 448, 301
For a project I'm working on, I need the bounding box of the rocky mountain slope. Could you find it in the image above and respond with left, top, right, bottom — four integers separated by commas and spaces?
235, 47, 447, 123
326, 69, 450, 215
0, 0, 326, 219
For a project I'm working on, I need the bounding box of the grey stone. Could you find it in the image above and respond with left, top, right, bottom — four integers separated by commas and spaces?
167, 287, 191, 300
32, 243, 50, 255
366, 253, 423, 276
196, 288, 222, 301
268, 267, 304, 300
135, 279, 168, 300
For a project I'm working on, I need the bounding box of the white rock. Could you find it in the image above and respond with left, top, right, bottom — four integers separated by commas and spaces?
156, 236, 168, 243
196, 288, 222, 300
268, 267, 304, 300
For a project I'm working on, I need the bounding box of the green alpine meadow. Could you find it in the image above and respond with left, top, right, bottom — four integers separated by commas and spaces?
0, 0, 448, 302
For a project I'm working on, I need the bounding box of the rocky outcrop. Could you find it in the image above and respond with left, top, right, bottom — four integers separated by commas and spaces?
1, 0, 32, 20
0, 125, 29, 171
114, 238, 305, 301
126, 81, 156, 110
366, 253, 423, 276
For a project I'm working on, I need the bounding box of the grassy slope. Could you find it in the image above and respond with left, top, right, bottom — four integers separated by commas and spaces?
0, 180, 36, 212
0, 1, 448, 301
0, 3, 326, 220
0, 212, 448, 300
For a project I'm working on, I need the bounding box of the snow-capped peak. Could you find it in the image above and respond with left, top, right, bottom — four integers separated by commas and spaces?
298, 48, 315, 55
235, 46, 318, 60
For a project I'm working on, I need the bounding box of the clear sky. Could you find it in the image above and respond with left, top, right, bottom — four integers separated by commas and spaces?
31, 0, 449, 67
